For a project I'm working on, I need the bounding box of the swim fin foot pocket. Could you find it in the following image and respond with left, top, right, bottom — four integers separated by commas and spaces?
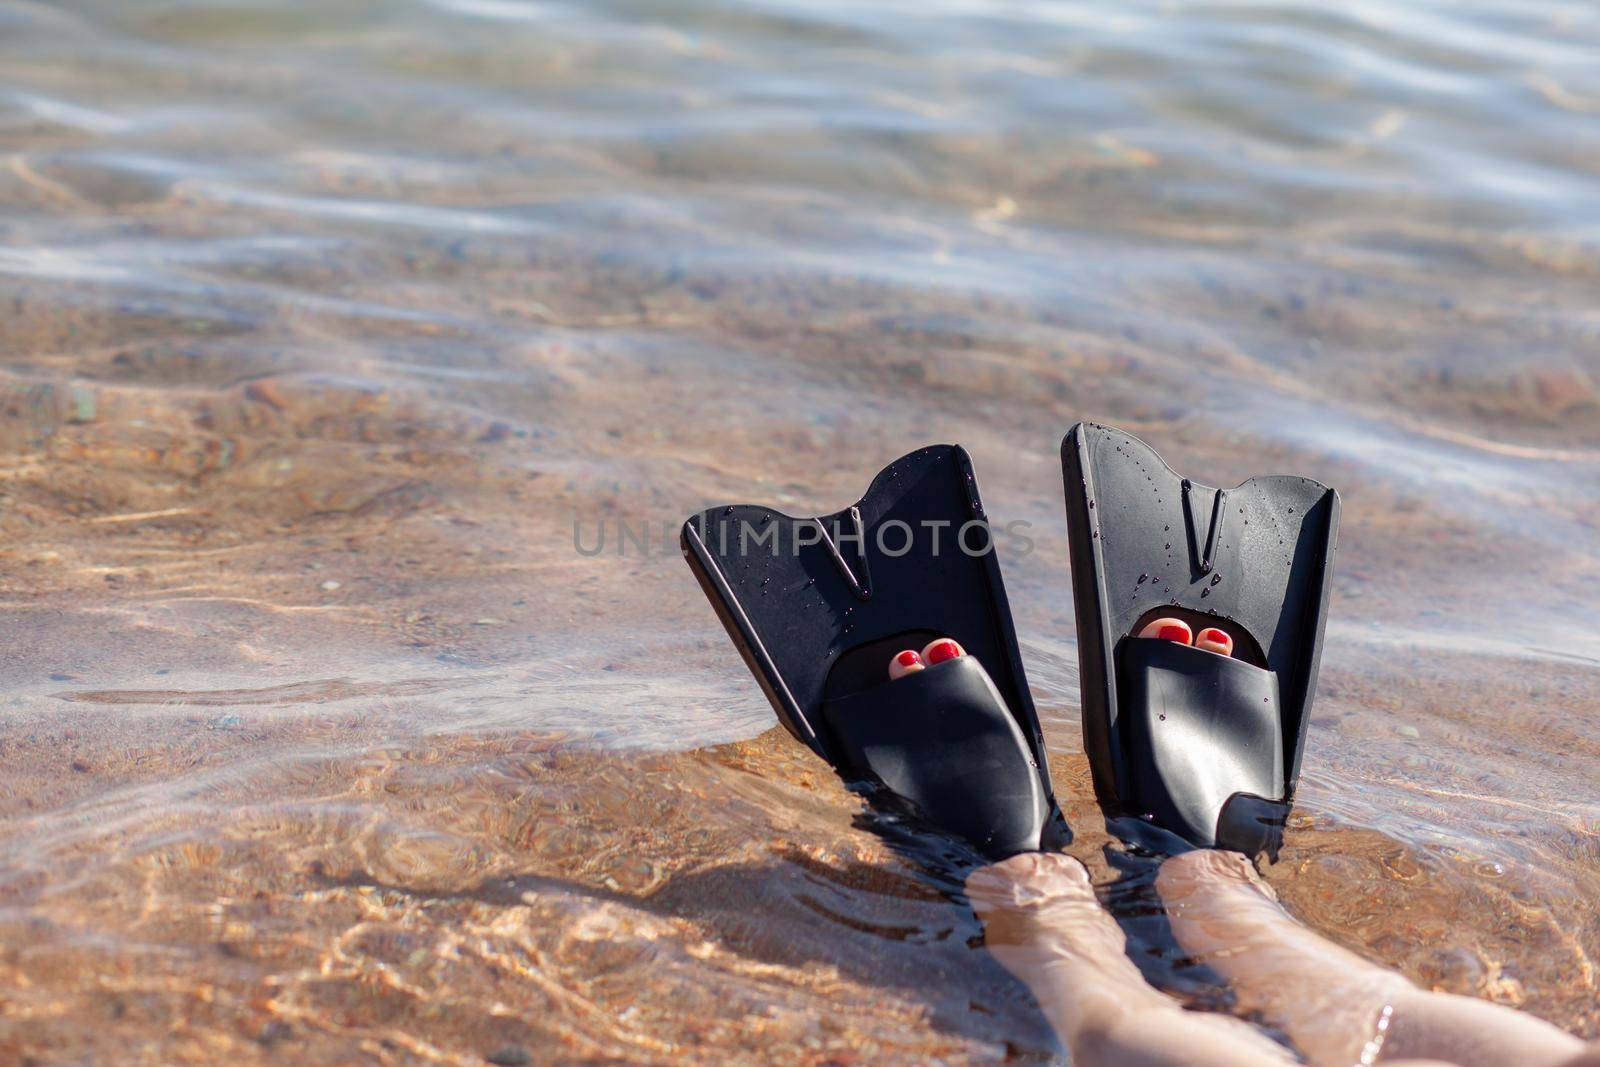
821, 655, 1049, 860
681, 445, 1064, 860
1063, 423, 1339, 859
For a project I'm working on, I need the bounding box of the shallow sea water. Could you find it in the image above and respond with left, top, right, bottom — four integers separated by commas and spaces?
1, 0, 1598, 1062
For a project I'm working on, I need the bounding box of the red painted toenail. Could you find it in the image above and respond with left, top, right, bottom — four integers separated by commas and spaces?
924, 639, 963, 664
895, 650, 922, 667
1157, 624, 1190, 643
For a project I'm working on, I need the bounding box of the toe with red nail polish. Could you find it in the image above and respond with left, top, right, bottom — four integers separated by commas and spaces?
921, 637, 966, 665
1138, 617, 1193, 645
888, 648, 926, 680
1195, 627, 1234, 657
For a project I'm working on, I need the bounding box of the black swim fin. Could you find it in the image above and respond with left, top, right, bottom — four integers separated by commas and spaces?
682, 445, 1062, 859
1061, 423, 1339, 857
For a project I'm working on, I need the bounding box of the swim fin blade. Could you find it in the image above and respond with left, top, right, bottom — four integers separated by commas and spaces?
682, 445, 1063, 859
1061, 423, 1339, 857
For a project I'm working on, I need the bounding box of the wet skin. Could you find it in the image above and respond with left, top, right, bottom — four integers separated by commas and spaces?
969, 849, 1595, 1067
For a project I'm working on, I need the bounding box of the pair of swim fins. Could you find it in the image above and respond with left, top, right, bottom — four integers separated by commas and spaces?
681, 423, 1339, 861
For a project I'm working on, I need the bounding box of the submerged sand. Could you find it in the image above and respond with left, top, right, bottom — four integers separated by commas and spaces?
1, 0, 1598, 1062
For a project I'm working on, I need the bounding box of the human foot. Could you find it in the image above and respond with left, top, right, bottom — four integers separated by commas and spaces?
1137, 616, 1234, 657
886, 637, 965, 680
